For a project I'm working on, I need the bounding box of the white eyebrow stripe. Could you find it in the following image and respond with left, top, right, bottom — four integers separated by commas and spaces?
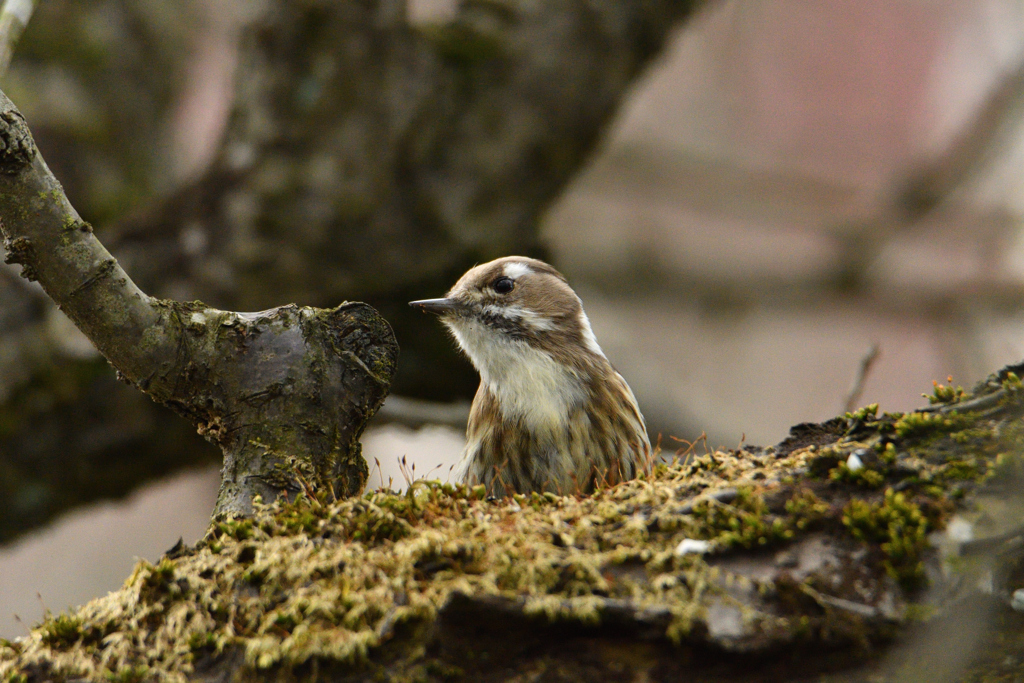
503, 262, 533, 279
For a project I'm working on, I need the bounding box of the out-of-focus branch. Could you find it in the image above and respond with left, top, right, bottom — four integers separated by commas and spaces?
825, 55, 1024, 293
375, 396, 470, 430
897, 56, 1024, 219
108, 0, 709, 397
0, 0, 34, 75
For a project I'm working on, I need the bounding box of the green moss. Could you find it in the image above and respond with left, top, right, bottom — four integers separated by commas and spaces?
893, 411, 973, 439
845, 403, 879, 422
924, 379, 967, 406
105, 666, 149, 683
948, 427, 991, 445
987, 451, 1024, 483
1001, 371, 1022, 393
684, 453, 723, 474
215, 518, 255, 542
689, 488, 791, 549
348, 499, 413, 543
685, 487, 829, 550
829, 462, 885, 489
38, 612, 83, 647
934, 457, 986, 483
842, 489, 930, 589
187, 632, 220, 655
267, 493, 329, 536
5, 363, 1024, 680
785, 489, 831, 529
136, 558, 185, 603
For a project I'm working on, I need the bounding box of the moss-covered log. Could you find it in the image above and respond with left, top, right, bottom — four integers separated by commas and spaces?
0, 90, 397, 516
3, 365, 1022, 681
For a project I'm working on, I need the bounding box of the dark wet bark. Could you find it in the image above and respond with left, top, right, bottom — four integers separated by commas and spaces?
0, 91, 397, 516
0, 0, 706, 543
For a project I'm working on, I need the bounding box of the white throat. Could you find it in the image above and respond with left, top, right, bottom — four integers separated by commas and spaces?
447, 318, 585, 429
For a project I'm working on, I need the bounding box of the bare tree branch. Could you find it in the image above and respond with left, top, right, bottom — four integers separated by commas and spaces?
375, 395, 470, 430
898, 55, 1024, 219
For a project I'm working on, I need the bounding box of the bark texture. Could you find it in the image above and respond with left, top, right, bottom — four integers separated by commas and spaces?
0, 0, 232, 543
0, 0, 705, 544
0, 90, 398, 516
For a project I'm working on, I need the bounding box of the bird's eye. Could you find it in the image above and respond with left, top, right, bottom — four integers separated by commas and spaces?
492, 277, 515, 294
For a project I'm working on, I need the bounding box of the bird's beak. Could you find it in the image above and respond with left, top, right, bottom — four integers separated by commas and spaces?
409, 298, 461, 315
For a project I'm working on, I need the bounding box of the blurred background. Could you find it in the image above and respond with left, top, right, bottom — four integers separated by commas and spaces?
3, 0, 1024, 645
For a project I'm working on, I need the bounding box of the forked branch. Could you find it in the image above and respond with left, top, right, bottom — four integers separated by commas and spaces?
0, 90, 398, 516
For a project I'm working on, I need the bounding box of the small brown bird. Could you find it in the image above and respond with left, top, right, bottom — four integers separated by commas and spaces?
410, 256, 651, 496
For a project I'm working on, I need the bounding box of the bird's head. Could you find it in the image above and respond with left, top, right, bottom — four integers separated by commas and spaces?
410, 256, 607, 375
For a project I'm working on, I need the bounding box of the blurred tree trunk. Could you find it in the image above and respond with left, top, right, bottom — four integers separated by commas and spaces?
0, 0, 707, 544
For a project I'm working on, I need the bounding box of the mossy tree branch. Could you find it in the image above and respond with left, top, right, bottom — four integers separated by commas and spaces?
0, 0, 706, 545
0, 90, 398, 516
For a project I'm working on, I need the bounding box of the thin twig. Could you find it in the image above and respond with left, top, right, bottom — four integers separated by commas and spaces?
843, 343, 880, 414
0, 0, 35, 76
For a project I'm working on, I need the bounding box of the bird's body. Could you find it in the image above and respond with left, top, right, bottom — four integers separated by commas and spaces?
411, 256, 651, 496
